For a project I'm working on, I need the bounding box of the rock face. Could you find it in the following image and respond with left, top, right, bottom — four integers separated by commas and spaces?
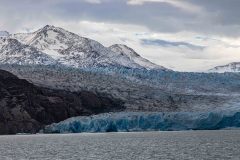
0, 69, 124, 134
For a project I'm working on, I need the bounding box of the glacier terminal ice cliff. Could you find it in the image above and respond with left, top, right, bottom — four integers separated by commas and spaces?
43, 106, 240, 133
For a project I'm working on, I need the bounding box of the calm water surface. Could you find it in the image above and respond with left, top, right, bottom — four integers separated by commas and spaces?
0, 130, 240, 160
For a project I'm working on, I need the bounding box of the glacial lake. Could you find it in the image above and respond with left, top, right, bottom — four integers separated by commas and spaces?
0, 130, 240, 160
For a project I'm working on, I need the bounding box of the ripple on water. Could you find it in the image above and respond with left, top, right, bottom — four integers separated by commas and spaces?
0, 130, 240, 160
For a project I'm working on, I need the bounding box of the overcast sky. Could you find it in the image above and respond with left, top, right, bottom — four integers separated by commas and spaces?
1, 0, 240, 71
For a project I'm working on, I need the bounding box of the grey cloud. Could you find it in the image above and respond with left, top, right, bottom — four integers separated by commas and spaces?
0, 0, 240, 37
141, 39, 205, 50
0, 0, 201, 33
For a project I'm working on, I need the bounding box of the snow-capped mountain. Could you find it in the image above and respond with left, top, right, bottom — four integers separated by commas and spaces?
7, 25, 167, 70
0, 38, 57, 65
0, 31, 9, 37
209, 62, 240, 73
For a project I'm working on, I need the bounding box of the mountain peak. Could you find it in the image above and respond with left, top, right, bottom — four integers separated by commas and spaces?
38, 25, 67, 34
43, 24, 52, 28
42, 25, 59, 30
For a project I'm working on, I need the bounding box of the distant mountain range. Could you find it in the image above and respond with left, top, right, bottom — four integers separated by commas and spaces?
209, 62, 240, 73
2, 25, 240, 73
0, 25, 167, 70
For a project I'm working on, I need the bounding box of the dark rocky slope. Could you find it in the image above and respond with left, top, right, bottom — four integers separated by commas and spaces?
0, 69, 124, 134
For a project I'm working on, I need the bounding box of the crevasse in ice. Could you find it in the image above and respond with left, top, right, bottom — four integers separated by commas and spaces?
43, 108, 240, 133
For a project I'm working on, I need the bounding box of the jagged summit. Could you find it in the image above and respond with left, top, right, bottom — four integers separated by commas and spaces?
42, 24, 57, 30
209, 62, 240, 73
34, 25, 78, 39
2, 25, 168, 70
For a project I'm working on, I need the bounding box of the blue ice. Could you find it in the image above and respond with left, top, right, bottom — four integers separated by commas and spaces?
43, 108, 240, 133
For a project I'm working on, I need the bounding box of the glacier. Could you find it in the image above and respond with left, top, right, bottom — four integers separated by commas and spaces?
43, 107, 240, 133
